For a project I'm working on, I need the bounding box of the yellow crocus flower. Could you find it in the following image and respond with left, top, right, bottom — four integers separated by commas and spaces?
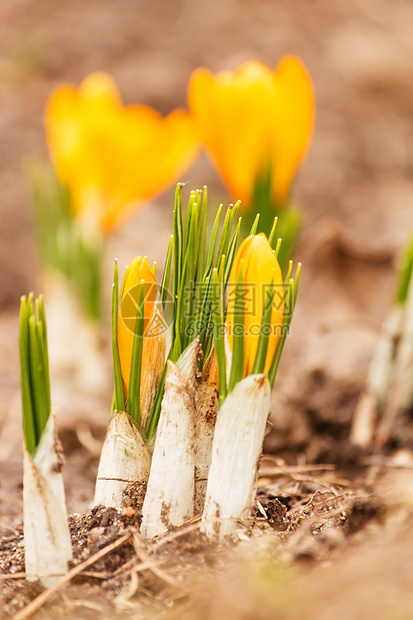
45, 72, 199, 235
226, 233, 284, 376
188, 56, 315, 208
118, 256, 166, 421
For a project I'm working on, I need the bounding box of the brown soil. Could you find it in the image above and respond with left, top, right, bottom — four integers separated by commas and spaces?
0, 470, 392, 619
1, 0, 413, 618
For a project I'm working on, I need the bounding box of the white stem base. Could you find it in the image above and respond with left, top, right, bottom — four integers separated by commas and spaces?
194, 382, 218, 515
140, 339, 199, 540
23, 413, 72, 587
201, 375, 270, 540
94, 410, 151, 509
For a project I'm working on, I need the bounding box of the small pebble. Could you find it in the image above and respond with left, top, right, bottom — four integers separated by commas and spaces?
88, 527, 106, 542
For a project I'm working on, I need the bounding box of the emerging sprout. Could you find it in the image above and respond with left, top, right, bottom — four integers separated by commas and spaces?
19, 294, 72, 586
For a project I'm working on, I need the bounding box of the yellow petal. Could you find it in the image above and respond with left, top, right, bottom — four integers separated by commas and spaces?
44, 73, 200, 236
44, 72, 121, 186
268, 55, 315, 204
78, 72, 121, 112
97, 107, 200, 233
188, 57, 315, 207
226, 234, 283, 376
118, 257, 158, 392
139, 309, 167, 428
44, 83, 81, 186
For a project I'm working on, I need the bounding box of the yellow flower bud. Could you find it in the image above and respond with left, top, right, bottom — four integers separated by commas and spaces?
226, 234, 284, 376
118, 257, 165, 422
45, 72, 199, 235
188, 56, 315, 208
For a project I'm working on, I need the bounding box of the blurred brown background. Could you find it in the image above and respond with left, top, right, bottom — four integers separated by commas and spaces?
1, 3, 413, 617
1, 0, 413, 469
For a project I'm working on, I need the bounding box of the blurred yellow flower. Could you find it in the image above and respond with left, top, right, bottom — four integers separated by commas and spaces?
118, 256, 166, 418
188, 56, 315, 208
226, 234, 284, 376
45, 72, 199, 235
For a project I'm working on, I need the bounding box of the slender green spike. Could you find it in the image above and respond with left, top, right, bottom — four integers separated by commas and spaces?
19, 296, 37, 454
197, 186, 208, 282
173, 184, 184, 303
145, 364, 167, 441
216, 202, 240, 273
203, 251, 229, 359
197, 276, 212, 353
19, 293, 53, 453
188, 202, 199, 283
127, 282, 145, 424
175, 201, 198, 356
112, 261, 125, 412
268, 280, 293, 386
28, 314, 44, 442
293, 262, 301, 305
285, 259, 294, 282
193, 267, 207, 342
184, 190, 201, 258
180, 202, 199, 350
212, 268, 227, 404
218, 254, 226, 283
152, 261, 157, 278
202, 326, 214, 365
204, 204, 223, 279
35, 316, 49, 435
216, 206, 232, 268
273, 238, 282, 258
218, 254, 227, 320
228, 266, 245, 392
171, 185, 184, 346
268, 217, 279, 249
172, 257, 187, 359
160, 235, 173, 308
232, 200, 241, 214
251, 279, 275, 375
26, 292, 35, 320
224, 217, 242, 287
248, 213, 260, 236
189, 204, 200, 341
268, 271, 301, 387
200, 282, 216, 361
36, 296, 51, 418
185, 192, 195, 245
35, 319, 50, 432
